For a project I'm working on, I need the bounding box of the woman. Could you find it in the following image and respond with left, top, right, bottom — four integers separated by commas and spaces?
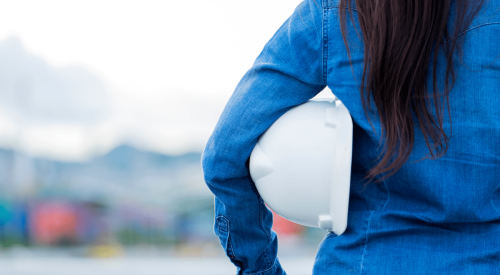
202, 0, 500, 273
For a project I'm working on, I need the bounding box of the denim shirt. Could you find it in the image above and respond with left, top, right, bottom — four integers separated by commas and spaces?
202, 0, 500, 274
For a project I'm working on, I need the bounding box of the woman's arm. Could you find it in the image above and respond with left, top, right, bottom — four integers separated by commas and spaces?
202, 1, 325, 274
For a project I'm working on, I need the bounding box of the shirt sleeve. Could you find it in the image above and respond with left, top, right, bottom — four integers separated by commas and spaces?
201, 1, 325, 274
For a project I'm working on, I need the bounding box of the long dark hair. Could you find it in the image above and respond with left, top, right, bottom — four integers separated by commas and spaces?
338, 0, 485, 183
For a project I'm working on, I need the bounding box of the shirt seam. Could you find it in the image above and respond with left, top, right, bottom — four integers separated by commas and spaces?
489, 180, 500, 216
325, 5, 357, 11
360, 172, 390, 274
359, 210, 375, 274
322, 3, 329, 85
249, 176, 272, 268
444, 21, 500, 44
381, 172, 391, 212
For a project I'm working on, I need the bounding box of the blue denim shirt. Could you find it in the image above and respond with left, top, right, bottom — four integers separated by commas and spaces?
202, 0, 500, 274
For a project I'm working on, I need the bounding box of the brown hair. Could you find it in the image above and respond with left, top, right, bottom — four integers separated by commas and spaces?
338, 0, 485, 184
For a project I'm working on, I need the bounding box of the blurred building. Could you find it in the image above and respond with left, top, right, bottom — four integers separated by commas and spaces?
0, 145, 325, 256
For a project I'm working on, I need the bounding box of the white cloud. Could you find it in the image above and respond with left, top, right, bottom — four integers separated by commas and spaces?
0, 0, 330, 161
0, 0, 302, 95
0, 36, 110, 123
0, 36, 230, 160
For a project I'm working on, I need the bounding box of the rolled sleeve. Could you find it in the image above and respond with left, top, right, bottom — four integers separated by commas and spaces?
201, 1, 325, 274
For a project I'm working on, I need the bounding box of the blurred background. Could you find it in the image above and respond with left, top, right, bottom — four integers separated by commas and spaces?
0, 0, 335, 274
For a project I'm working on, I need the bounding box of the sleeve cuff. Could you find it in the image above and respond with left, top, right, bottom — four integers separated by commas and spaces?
242, 258, 286, 275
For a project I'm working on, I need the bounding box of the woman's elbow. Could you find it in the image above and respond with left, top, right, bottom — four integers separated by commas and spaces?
201, 142, 217, 184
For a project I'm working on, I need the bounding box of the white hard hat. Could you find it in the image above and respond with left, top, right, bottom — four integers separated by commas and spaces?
249, 97, 353, 235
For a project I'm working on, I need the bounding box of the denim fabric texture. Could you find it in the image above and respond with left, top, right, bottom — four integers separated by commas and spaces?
201, 0, 500, 274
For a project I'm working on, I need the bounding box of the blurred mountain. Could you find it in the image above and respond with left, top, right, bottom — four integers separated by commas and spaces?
0, 145, 210, 212
0, 36, 224, 161
0, 36, 110, 123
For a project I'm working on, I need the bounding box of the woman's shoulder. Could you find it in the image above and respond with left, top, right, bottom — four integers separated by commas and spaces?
318, 0, 500, 37
444, 0, 500, 42
465, 0, 500, 31
320, 0, 356, 10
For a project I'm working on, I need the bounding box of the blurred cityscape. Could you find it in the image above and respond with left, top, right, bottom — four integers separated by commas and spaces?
0, 144, 326, 261
0, 1, 326, 273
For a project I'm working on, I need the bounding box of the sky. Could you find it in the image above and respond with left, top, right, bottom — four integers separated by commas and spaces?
0, 0, 332, 161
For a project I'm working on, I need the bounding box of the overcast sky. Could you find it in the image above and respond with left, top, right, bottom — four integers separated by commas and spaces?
0, 0, 334, 161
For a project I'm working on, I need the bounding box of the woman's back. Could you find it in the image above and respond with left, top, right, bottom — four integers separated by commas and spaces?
202, 0, 500, 273
318, 0, 500, 273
